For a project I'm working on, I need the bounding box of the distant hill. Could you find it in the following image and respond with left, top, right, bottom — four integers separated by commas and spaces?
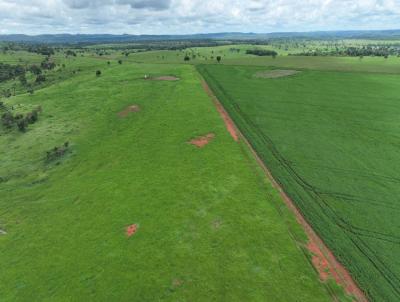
1, 30, 400, 44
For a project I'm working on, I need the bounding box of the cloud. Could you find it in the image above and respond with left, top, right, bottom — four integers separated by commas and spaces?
0, 0, 399, 35
62, 0, 171, 10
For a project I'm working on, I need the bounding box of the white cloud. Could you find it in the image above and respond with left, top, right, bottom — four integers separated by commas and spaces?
0, 0, 399, 34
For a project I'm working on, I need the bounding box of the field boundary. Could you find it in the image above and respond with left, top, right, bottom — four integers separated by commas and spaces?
199, 76, 367, 302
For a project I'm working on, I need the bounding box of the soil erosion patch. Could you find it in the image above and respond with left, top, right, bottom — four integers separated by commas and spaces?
254, 70, 300, 79
189, 133, 215, 148
126, 224, 138, 237
118, 105, 140, 118
148, 76, 180, 81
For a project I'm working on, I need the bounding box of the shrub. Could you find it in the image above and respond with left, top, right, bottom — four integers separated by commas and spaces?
46, 142, 70, 162
96, 70, 102, 77
35, 74, 46, 83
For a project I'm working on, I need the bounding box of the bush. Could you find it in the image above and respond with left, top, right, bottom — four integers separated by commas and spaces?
96, 70, 102, 77
46, 142, 70, 162
35, 74, 46, 83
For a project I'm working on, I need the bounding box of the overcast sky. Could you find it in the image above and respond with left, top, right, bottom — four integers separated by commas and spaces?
0, 0, 399, 35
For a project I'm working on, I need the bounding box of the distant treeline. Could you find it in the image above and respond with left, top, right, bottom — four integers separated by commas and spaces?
2, 43, 55, 55
290, 46, 400, 57
246, 49, 278, 56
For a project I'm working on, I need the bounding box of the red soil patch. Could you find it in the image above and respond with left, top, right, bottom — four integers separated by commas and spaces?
201, 77, 367, 302
118, 105, 140, 118
189, 133, 215, 148
201, 80, 238, 142
126, 224, 138, 237
147, 76, 180, 81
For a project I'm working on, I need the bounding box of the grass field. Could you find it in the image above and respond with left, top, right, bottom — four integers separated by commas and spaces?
0, 53, 338, 301
198, 64, 400, 301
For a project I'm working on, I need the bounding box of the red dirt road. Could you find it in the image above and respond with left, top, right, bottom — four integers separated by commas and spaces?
200, 78, 367, 302
201, 80, 239, 142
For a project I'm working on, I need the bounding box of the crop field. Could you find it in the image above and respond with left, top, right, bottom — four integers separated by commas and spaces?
198, 63, 400, 301
0, 51, 340, 301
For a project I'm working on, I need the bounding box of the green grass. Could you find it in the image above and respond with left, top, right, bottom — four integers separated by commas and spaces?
0, 54, 332, 301
198, 63, 400, 301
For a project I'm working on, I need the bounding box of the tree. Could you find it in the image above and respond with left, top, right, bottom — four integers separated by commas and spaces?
35, 74, 46, 83
184, 55, 190, 62
118, 60, 122, 65
29, 65, 42, 75
216, 56, 222, 63
17, 118, 28, 132
96, 70, 102, 77
19, 74, 27, 86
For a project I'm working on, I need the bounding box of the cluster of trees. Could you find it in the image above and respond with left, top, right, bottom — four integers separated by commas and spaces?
40, 57, 56, 70
26, 45, 55, 56
46, 142, 69, 162
246, 49, 278, 57
1, 106, 42, 132
0, 63, 25, 82
65, 50, 77, 57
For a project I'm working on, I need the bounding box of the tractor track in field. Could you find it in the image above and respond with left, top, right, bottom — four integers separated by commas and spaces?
200, 78, 368, 302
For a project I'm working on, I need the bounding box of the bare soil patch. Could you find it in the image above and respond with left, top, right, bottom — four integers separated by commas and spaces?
201, 80, 239, 142
201, 77, 367, 302
254, 70, 300, 79
126, 224, 138, 237
189, 133, 215, 148
118, 105, 140, 118
147, 76, 180, 81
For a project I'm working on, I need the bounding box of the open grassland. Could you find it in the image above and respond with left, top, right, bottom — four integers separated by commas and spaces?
0, 54, 334, 301
122, 46, 400, 74
198, 64, 400, 301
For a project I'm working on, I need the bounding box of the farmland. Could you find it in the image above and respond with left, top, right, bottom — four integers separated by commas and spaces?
198, 63, 400, 301
1, 35, 400, 301
0, 49, 335, 301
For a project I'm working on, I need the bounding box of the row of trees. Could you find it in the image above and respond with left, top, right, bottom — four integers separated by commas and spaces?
289, 46, 399, 57
246, 49, 278, 57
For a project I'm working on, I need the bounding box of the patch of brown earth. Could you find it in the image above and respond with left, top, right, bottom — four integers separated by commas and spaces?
201, 80, 239, 142
254, 69, 300, 79
147, 76, 180, 81
126, 224, 138, 237
189, 133, 215, 148
201, 76, 367, 302
212, 219, 222, 229
118, 105, 140, 118
172, 279, 183, 288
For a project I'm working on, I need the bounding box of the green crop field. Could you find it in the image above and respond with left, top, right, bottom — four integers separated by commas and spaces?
0, 51, 340, 301
198, 63, 400, 301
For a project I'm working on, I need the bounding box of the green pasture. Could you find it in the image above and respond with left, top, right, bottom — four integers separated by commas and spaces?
0, 54, 333, 301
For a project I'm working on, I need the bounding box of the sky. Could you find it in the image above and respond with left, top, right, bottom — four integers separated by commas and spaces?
0, 0, 400, 35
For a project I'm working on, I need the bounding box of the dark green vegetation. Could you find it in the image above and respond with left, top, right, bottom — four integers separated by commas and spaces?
198, 64, 400, 301
0, 49, 334, 301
